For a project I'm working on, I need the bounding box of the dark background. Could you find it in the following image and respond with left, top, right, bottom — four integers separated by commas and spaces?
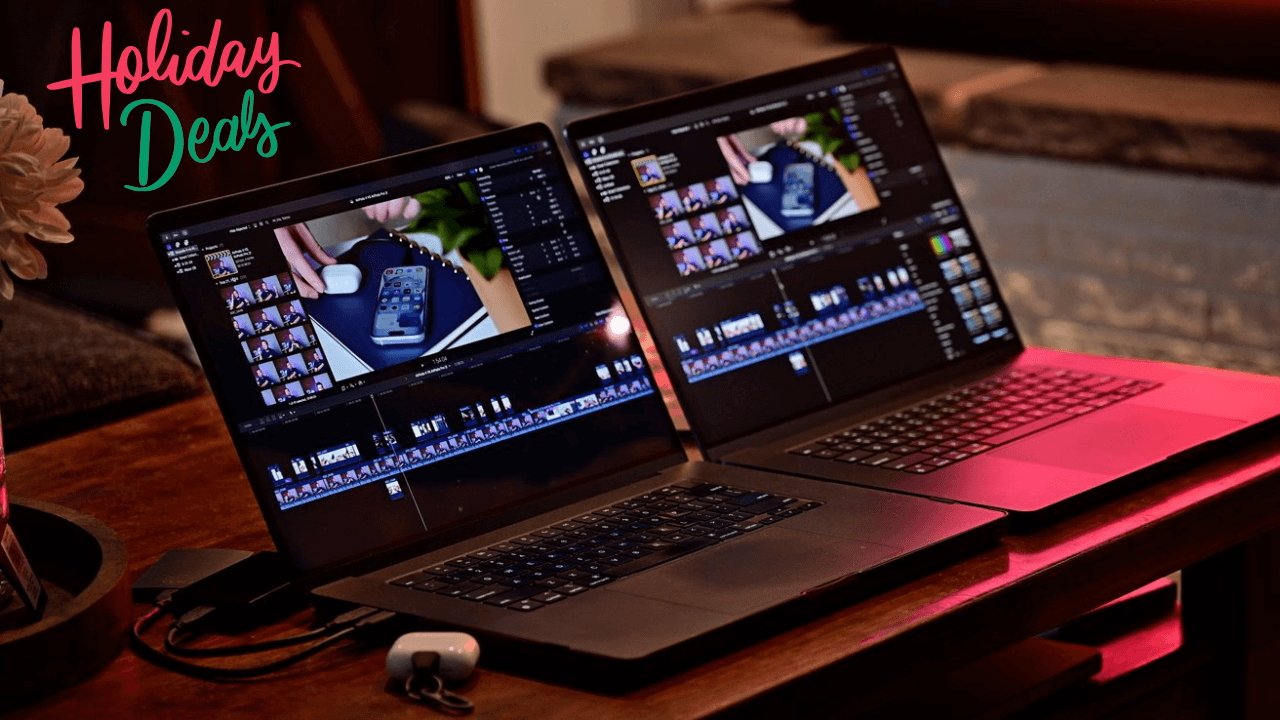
793, 0, 1280, 81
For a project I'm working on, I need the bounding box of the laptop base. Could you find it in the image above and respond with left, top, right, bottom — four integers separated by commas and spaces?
313, 461, 1004, 689
724, 348, 1280, 525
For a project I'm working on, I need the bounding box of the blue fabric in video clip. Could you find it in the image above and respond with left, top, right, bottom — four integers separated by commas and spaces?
303, 235, 483, 371
738, 143, 846, 233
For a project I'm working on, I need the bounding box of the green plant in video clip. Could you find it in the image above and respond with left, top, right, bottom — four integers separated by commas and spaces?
803, 108, 862, 173
404, 180, 506, 280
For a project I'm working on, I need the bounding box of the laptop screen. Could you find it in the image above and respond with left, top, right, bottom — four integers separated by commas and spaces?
567, 47, 1019, 448
150, 125, 682, 574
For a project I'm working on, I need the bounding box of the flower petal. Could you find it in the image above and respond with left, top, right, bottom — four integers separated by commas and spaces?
33, 127, 71, 165
2, 234, 49, 280
0, 263, 14, 301
40, 175, 84, 204
28, 216, 75, 243
0, 83, 80, 298
22, 201, 72, 229
29, 225, 74, 244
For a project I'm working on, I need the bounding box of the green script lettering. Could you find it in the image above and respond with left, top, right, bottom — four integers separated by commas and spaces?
119, 98, 184, 192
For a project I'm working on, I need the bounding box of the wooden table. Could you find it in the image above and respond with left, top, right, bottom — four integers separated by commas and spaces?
5, 395, 1279, 718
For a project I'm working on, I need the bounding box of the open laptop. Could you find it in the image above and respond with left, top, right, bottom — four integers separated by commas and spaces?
147, 123, 1003, 683
565, 46, 1280, 524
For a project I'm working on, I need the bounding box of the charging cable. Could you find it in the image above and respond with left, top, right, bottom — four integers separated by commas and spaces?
130, 593, 397, 680
163, 604, 331, 658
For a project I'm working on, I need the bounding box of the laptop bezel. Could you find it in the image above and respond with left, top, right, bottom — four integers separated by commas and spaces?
565, 45, 1026, 457
147, 123, 689, 590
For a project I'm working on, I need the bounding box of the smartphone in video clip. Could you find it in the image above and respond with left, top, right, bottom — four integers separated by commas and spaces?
781, 162, 815, 217
372, 265, 428, 345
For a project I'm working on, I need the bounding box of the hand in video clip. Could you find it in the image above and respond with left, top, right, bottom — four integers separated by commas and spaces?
716, 135, 756, 186
768, 117, 808, 141
716, 118, 810, 185
362, 197, 423, 224
274, 223, 336, 299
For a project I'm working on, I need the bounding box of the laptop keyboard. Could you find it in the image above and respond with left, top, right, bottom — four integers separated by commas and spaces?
790, 366, 1161, 474
390, 481, 821, 612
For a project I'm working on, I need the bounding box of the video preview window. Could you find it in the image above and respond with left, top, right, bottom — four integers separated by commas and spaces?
271, 180, 533, 384
715, 113, 880, 241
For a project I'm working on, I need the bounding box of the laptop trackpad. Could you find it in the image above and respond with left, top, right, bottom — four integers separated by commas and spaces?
607, 527, 902, 614
994, 405, 1244, 475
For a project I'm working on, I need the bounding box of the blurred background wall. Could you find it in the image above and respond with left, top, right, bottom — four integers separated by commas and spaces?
471, 0, 696, 125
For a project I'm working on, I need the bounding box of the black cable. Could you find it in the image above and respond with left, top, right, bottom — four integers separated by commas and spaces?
162, 603, 384, 658
129, 596, 395, 680
164, 624, 330, 657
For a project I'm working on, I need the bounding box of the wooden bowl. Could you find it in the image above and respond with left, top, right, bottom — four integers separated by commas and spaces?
0, 498, 129, 708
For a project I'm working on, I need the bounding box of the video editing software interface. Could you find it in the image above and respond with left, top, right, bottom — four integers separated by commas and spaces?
157, 135, 679, 570
575, 54, 1018, 446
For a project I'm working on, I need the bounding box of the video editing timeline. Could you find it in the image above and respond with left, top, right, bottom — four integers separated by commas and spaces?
675, 267, 925, 384
267, 363, 655, 511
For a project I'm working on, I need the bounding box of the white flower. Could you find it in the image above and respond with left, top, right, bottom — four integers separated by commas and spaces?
0, 79, 83, 300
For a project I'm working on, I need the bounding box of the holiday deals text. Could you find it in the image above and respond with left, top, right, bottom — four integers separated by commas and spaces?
46, 9, 300, 192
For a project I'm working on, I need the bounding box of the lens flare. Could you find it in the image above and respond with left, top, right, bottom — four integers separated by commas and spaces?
607, 314, 632, 337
